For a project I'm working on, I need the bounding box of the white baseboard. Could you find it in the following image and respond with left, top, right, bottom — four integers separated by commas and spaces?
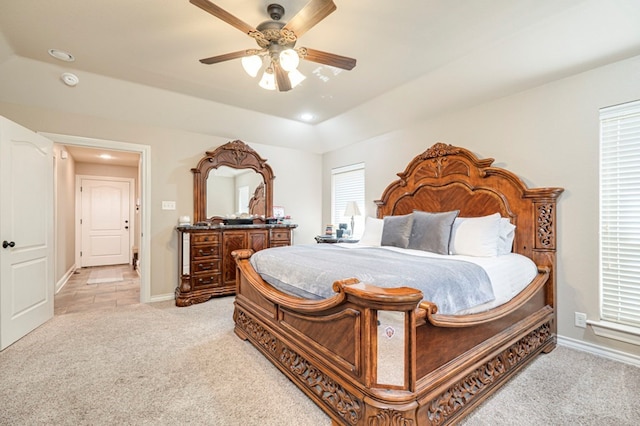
55, 265, 77, 294
557, 335, 640, 367
148, 293, 175, 303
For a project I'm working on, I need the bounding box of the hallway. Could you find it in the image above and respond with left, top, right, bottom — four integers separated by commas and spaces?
54, 264, 140, 315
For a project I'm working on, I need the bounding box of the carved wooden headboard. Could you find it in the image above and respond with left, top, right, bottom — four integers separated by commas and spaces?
248, 182, 266, 216
375, 143, 563, 298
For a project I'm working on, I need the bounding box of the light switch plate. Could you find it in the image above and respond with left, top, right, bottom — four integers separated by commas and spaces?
162, 201, 176, 210
575, 312, 587, 328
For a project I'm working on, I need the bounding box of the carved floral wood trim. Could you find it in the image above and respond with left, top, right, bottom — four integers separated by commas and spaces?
536, 203, 556, 249
237, 307, 552, 426
235, 308, 364, 425
421, 143, 461, 159
426, 322, 551, 425
367, 409, 415, 426
280, 347, 363, 425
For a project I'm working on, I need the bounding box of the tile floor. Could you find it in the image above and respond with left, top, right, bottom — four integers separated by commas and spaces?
54, 264, 140, 315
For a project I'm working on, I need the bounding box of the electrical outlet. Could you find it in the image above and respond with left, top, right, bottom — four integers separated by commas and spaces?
575, 312, 587, 328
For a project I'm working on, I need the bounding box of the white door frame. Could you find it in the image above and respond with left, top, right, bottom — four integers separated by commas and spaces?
39, 132, 151, 303
75, 175, 135, 267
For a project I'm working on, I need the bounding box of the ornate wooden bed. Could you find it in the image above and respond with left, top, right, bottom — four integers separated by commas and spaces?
232, 143, 563, 425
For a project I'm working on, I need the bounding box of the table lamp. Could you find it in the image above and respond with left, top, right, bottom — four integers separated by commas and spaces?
343, 201, 361, 237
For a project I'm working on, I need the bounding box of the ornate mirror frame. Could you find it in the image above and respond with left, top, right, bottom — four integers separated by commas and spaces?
192, 140, 274, 224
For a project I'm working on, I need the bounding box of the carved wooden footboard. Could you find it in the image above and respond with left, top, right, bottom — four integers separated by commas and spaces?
232, 143, 563, 425
233, 249, 554, 425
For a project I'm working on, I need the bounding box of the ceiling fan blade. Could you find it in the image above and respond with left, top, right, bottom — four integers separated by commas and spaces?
273, 63, 292, 92
199, 50, 252, 65
283, 0, 336, 38
190, 0, 257, 35
298, 47, 356, 70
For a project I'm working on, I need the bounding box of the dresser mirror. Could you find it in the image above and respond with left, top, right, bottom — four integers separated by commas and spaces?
192, 140, 274, 224
206, 166, 265, 218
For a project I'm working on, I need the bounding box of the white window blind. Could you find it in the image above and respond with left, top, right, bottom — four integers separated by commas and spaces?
331, 163, 365, 238
600, 100, 640, 328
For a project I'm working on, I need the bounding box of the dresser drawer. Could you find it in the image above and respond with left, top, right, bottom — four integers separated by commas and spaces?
271, 230, 291, 242
191, 259, 221, 274
192, 233, 219, 244
191, 245, 220, 259
192, 272, 222, 289
270, 241, 290, 248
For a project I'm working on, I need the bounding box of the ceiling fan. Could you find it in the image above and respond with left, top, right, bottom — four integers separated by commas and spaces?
190, 0, 357, 91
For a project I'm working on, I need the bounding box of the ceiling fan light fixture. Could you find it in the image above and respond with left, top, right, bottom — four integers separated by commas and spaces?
279, 49, 300, 72
288, 68, 306, 88
241, 55, 263, 77
191, 0, 356, 93
259, 68, 276, 90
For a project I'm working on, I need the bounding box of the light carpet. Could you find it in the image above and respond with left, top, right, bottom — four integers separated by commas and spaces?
87, 268, 123, 284
1, 296, 639, 425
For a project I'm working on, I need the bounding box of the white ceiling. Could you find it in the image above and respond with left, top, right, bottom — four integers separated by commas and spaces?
64, 145, 140, 167
1, 0, 639, 128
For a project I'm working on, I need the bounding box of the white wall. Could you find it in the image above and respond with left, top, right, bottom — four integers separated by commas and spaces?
323, 55, 640, 357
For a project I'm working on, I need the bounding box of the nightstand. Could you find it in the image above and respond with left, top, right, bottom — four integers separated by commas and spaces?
314, 235, 359, 244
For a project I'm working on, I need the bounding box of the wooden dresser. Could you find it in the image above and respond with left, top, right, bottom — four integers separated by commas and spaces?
176, 224, 296, 306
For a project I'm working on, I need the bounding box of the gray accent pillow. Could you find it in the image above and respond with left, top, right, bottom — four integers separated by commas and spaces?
381, 214, 414, 248
408, 210, 460, 254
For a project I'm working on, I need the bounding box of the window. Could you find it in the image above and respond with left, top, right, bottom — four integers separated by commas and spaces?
238, 185, 249, 213
599, 100, 640, 332
331, 163, 365, 238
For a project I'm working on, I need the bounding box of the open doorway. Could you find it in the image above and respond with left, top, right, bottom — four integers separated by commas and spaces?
41, 132, 151, 305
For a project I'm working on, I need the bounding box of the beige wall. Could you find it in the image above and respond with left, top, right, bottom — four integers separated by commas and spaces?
75, 162, 138, 180
4, 46, 640, 359
207, 175, 235, 217
323, 55, 640, 357
0, 103, 322, 300
53, 144, 76, 290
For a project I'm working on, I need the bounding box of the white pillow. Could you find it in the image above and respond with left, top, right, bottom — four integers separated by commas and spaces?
358, 217, 384, 246
498, 218, 516, 255
450, 213, 501, 257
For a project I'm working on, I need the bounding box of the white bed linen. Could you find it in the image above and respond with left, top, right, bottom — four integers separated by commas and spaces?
335, 243, 538, 314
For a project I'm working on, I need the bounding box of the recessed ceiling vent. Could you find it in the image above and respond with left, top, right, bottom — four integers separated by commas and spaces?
48, 48, 75, 62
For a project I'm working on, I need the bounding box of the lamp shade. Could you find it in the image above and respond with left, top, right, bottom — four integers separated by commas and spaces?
241, 55, 263, 77
343, 201, 361, 217
288, 68, 306, 88
258, 68, 276, 90
279, 48, 300, 72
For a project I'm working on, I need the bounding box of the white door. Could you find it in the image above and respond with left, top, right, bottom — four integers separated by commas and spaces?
0, 117, 54, 351
80, 178, 131, 267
